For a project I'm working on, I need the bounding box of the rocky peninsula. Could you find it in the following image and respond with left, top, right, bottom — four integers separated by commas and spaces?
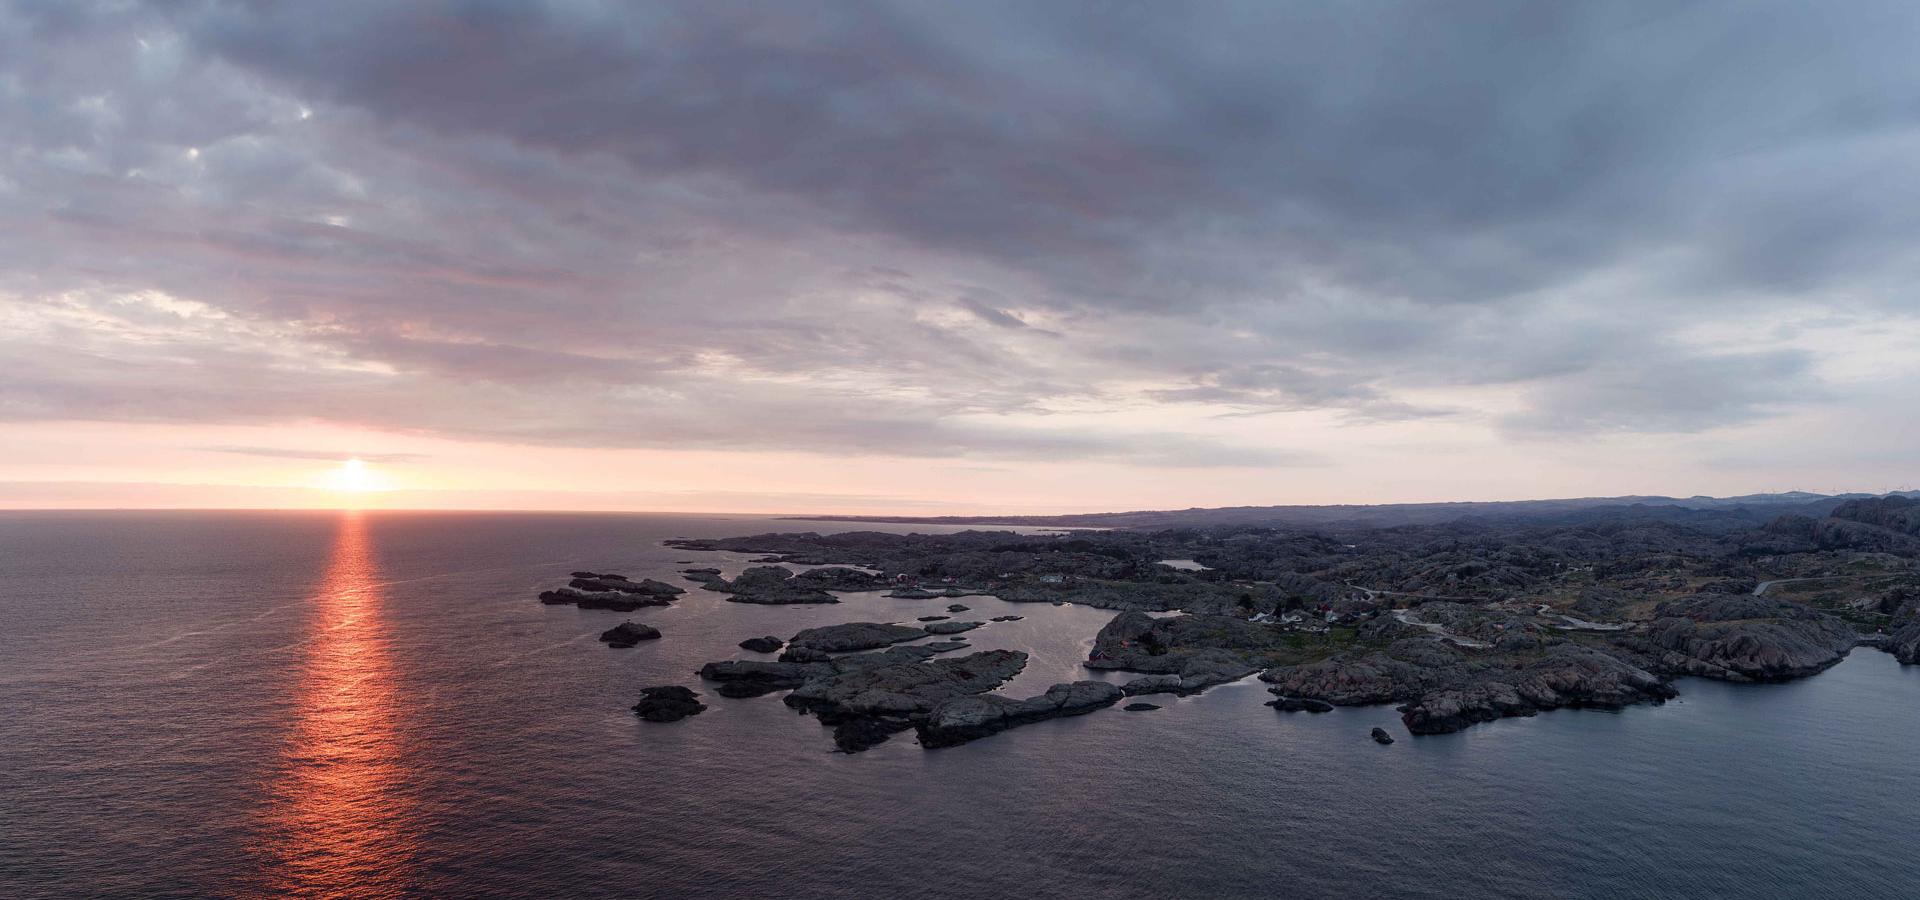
645, 494, 1920, 751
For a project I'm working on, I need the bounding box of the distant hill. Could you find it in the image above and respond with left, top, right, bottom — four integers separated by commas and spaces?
1829, 495, 1920, 537
792, 490, 1920, 531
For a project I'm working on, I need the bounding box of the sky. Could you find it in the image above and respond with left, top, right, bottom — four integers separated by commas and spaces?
2, 0, 1918, 513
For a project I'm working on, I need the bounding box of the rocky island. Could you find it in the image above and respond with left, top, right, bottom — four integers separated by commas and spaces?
681, 564, 888, 604
539, 571, 683, 611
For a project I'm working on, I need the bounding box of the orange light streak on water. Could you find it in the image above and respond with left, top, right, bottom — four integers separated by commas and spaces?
252, 511, 418, 897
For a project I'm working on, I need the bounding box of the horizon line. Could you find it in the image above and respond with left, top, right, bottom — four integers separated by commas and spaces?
1, 486, 1911, 519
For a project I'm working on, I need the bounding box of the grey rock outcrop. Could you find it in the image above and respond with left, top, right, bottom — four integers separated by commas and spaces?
699, 659, 823, 698
1120, 674, 1183, 696
1397, 644, 1675, 734
1259, 639, 1463, 705
702, 565, 839, 604
915, 680, 1122, 748
1261, 636, 1677, 735
1830, 495, 1920, 536
1086, 611, 1300, 693
1889, 622, 1920, 665
1876, 590, 1920, 664
575, 574, 684, 596
599, 621, 661, 647
1630, 595, 1856, 681
783, 622, 927, 657
539, 573, 684, 611
700, 643, 972, 699
784, 649, 1030, 751
632, 686, 706, 722
793, 566, 892, 592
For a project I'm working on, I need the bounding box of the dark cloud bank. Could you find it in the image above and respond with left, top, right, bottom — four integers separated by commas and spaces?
3, 1, 1916, 465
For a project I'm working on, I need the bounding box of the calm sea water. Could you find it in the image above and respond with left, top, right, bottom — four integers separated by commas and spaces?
3, 511, 1917, 899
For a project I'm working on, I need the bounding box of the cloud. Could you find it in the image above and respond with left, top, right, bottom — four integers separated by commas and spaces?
1146, 363, 1456, 423
196, 446, 430, 464
1500, 347, 1822, 436
957, 294, 1034, 330
3, 1, 1918, 472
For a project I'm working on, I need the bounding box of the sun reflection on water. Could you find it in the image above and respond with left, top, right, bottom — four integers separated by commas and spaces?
253, 511, 418, 897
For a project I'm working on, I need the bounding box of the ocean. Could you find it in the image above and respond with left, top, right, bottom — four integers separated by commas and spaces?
3, 510, 1917, 899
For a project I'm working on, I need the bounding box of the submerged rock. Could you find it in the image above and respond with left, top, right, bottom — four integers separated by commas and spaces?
599, 621, 661, 647
917, 615, 950, 622
715, 681, 782, 699
916, 681, 1123, 748
1123, 702, 1162, 712
829, 715, 910, 753
991, 615, 1025, 622
947, 604, 971, 612
738, 635, 784, 654
632, 686, 706, 722
699, 659, 822, 695
1267, 695, 1334, 713
780, 646, 833, 663
917, 640, 972, 654
1371, 727, 1395, 745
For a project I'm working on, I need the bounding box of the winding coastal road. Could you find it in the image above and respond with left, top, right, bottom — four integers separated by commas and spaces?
1390, 607, 1492, 648
1751, 575, 1886, 596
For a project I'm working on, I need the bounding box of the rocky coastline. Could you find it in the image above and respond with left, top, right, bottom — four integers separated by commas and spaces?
603, 496, 1920, 749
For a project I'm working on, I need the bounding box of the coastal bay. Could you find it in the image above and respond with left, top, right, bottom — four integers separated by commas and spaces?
7, 509, 1919, 898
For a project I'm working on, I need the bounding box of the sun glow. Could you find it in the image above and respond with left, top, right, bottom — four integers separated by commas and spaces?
322, 458, 390, 498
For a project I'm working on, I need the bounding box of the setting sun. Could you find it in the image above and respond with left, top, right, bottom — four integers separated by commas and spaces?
323, 459, 385, 495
